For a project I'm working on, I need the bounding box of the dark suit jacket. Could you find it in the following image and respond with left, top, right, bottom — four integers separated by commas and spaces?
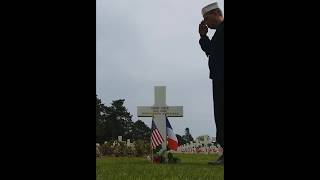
199, 21, 224, 80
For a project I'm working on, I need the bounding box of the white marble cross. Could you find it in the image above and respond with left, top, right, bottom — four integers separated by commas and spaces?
137, 86, 183, 151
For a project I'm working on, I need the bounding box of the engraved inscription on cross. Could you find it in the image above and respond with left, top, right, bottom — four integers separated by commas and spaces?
137, 86, 183, 151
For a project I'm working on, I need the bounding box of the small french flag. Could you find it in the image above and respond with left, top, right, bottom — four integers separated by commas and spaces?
166, 117, 178, 151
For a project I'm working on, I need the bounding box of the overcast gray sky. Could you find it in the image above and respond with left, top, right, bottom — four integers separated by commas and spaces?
97, 0, 224, 139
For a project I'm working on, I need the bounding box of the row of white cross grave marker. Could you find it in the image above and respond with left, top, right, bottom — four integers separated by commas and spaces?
96, 136, 135, 156
177, 135, 223, 154
95, 135, 222, 155
113, 136, 135, 147
101, 136, 135, 148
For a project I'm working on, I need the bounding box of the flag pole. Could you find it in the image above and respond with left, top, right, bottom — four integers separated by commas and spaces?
151, 115, 154, 164
165, 113, 167, 152
150, 141, 153, 164
165, 114, 168, 152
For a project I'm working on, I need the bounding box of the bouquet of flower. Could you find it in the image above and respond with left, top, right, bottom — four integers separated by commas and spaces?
152, 148, 180, 164
152, 148, 166, 164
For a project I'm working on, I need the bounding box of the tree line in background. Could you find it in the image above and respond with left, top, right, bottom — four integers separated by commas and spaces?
96, 95, 194, 146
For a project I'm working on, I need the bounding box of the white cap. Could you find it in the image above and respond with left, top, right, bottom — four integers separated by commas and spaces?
201, 2, 219, 16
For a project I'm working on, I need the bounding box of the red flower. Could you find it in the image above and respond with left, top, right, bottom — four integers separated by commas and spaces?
153, 156, 161, 163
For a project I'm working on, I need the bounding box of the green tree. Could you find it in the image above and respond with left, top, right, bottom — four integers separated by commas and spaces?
96, 96, 152, 145
105, 99, 133, 141
183, 127, 194, 143
131, 120, 151, 142
176, 134, 186, 146
96, 95, 108, 143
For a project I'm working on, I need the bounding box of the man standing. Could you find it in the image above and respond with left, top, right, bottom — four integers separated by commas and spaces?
199, 2, 224, 165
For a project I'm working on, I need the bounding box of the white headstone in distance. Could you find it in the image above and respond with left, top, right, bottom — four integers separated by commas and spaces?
194, 139, 198, 147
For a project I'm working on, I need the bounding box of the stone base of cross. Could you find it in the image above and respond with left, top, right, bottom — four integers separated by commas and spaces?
137, 86, 183, 151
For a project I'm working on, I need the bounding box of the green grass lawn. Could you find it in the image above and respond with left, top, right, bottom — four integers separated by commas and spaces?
96, 153, 224, 180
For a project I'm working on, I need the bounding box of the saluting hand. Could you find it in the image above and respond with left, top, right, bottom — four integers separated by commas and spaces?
199, 20, 208, 36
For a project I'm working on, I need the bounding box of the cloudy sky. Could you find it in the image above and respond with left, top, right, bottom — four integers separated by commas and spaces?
97, 0, 224, 138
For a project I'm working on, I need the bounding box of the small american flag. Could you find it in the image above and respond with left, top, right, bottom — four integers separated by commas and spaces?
151, 120, 164, 149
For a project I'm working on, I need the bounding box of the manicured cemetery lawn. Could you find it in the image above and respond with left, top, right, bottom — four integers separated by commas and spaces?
96, 153, 224, 180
